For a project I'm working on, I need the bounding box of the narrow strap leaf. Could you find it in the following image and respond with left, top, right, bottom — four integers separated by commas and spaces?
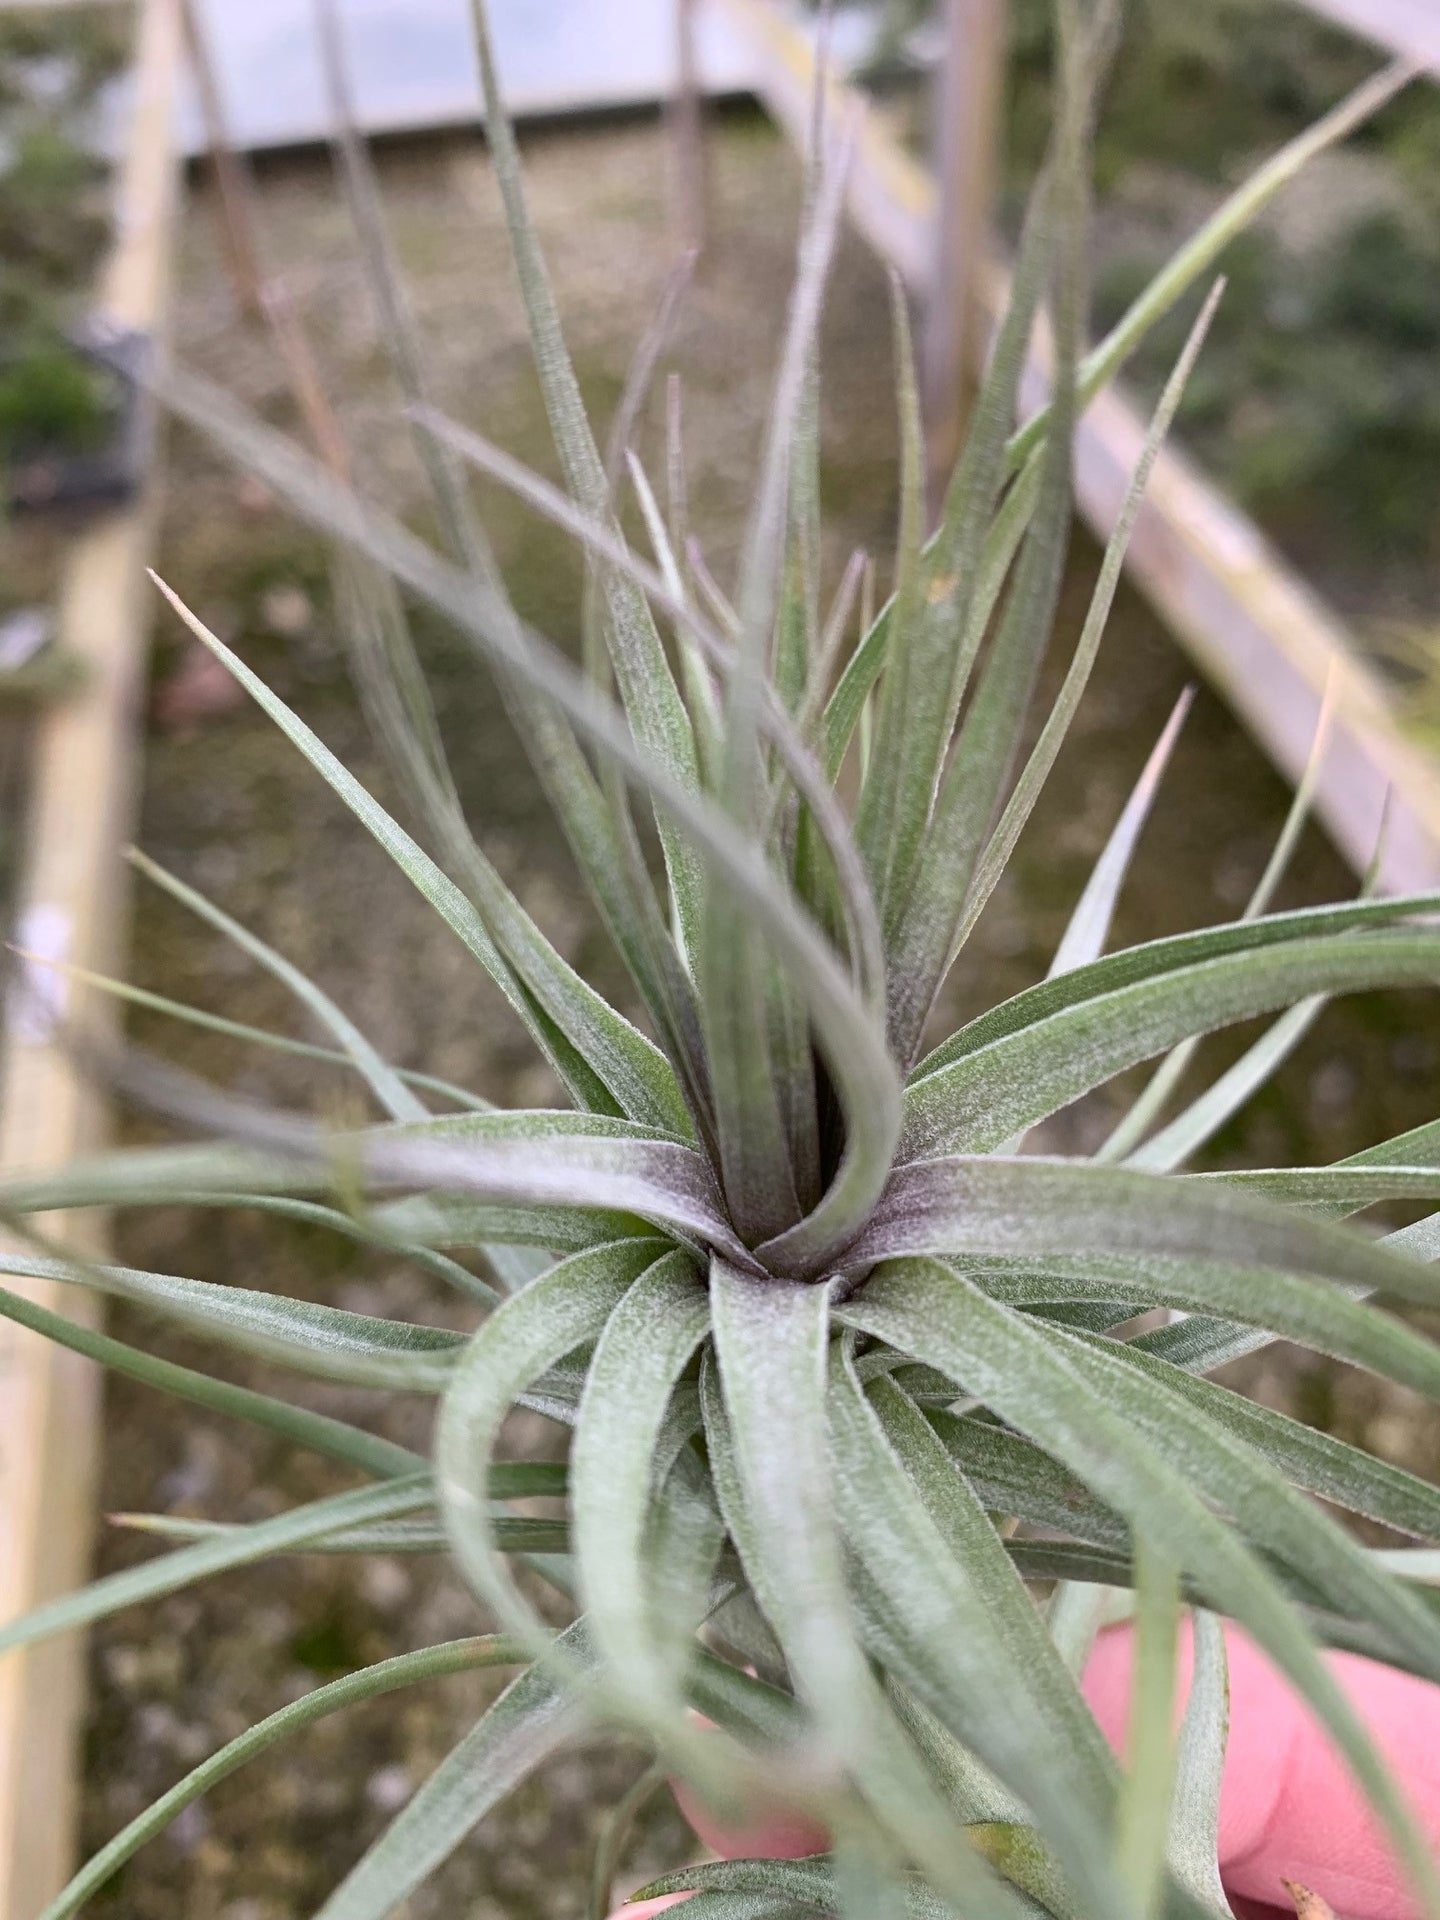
1063, 1324, 1440, 1540
855, 1155, 1440, 1313
0, 1113, 740, 1263
436, 1239, 661, 1653
837, 57, 1416, 806
1031, 1320, 1440, 1683
128, 846, 428, 1124
926, 1408, 1129, 1555
147, 382, 902, 1273
1166, 1612, 1231, 1917
706, 1266, 1025, 1920
1115, 1542, 1181, 1920
14, 941, 492, 1114
903, 925, 1440, 1156
1134, 1117, 1440, 1373
826, 1354, 1122, 1918
950, 286, 1221, 965
312, 34, 705, 1092
839, 1259, 1440, 1916
151, 574, 689, 1133
0, 1277, 422, 1480
883, 18, 1094, 1063
39, 1635, 529, 1920
1125, 997, 1323, 1173
1098, 672, 1338, 1166
464, 0, 706, 961
313, 1615, 592, 1920
1004, 56, 1417, 476
0, 1249, 466, 1390
1048, 690, 1194, 978
0, 1474, 433, 1657
700, 134, 853, 1245
967, 1252, 1440, 1403
105, 1511, 562, 1555
572, 1250, 712, 1722
856, 136, 1062, 946
910, 892, 1440, 1089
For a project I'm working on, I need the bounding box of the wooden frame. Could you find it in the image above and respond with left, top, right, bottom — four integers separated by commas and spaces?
0, 1, 184, 1913
716, 0, 1440, 894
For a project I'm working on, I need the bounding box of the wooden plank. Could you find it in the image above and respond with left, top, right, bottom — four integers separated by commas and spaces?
0, 0, 184, 1913
717, 0, 1440, 894
921, 0, 1006, 506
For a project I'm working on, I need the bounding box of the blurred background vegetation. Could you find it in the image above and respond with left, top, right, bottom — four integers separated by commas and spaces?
0, 8, 127, 467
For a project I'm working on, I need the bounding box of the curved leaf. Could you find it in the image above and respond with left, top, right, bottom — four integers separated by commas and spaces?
436, 1239, 661, 1653
904, 927, 1440, 1156
0, 1474, 433, 1656
840, 1259, 1440, 1915
0, 1278, 422, 1480
314, 1614, 592, 1920
39, 1636, 529, 1920
572, 1249, 711, 1718
0, 1250, 465, 1390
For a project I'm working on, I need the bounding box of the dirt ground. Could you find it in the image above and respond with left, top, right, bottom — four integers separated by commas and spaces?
4, 105, 1437, 1917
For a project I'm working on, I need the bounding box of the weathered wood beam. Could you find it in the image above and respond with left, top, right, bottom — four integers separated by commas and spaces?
0, 0, 184, 1912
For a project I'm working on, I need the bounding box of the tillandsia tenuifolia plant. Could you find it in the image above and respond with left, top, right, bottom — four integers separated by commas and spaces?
5, 3, 1440, 1916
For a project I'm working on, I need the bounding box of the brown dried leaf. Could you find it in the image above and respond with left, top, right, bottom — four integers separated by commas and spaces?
1283, 1878, 1337, 1920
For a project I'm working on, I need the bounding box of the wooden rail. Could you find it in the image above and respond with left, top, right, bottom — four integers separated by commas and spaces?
0, 0, 184, 1912
717, 0, 1440, 894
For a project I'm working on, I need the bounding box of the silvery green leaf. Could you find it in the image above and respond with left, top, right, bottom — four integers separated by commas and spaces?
1166, 1612, 1232, 1917
0, 1475, 434, 1656
142, 420, 902, 1274
38, 1635, 529, 1920
883, 15, 1092, 1064
1005, 57, 1416, 474
314, 1615, 592, 1920
0, 1279, 422, 1480
23, 938, 491, 1115
978, 1254, 1440, 1401
1125, 997, 1323, 1173
1048, 689, 1194, 980
840, 1259, 1440, 1914
826, 1355, 1119, 1918
909, 894, 1440, 1092
852, 1156, 1440, 1316
148, 575, 690, 1134
1099, 674, 1337, 1167
1115, 1543, 1180, 1920
904, 926, 1440, 1156
129, 847, 427, 1124
464, 0, 706, 960
953, 285, 1222, 965
0, 1249, 466, 1390
704, 1272, 1021, 1919
436, 1239, 661, 1656
572, 1250, 712, 1719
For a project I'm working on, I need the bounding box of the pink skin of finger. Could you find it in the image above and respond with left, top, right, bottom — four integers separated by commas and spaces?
609, 1622, 1440, 1916
1084, 1618, 1440, 1920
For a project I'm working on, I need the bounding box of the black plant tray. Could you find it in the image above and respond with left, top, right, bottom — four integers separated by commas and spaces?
3, 319, 150, 519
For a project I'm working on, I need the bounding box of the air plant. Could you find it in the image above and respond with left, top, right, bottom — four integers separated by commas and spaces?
3, 5, 1440, 1919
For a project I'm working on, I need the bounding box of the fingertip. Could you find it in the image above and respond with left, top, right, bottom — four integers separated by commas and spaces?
670, 1775, 829, 1860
